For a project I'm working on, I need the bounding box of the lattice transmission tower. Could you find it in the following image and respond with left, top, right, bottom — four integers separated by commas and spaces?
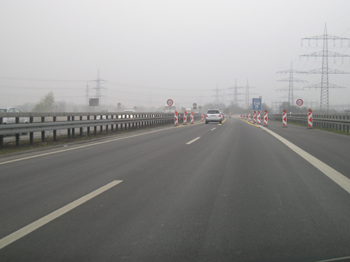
229, 79, 244, 106
276, 62, 307, 105
300, 24, 350, 112
92, 70, 107, 104
213, 83, 222, 106
85, 82, 89, 106
245, 79, 258, 108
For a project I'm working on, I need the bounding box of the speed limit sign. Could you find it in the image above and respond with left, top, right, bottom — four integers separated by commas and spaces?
296, 99, 303, 106
167, 99, 174, 106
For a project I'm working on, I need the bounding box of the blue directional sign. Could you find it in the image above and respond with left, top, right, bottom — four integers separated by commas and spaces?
252, 98, 262, 111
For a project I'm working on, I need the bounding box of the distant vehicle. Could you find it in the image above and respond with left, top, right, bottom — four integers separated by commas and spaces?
185, 108, 192, 113
205, 109, 224, 124
0, 107, 29, 124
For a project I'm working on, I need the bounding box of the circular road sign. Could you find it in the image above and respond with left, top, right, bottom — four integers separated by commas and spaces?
296, 99, 303, 106
167, 99, 174, 106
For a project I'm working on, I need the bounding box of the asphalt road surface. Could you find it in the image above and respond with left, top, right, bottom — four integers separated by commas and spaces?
1, 118, 350, 262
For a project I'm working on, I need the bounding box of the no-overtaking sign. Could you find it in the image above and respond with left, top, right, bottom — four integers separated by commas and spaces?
167, 99, 174, 106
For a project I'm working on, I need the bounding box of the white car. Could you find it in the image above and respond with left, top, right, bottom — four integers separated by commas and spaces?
0, 107, 29, 124
205, 109, 224, 124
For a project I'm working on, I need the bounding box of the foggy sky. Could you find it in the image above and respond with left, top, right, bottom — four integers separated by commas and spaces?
1, 0, 350, 110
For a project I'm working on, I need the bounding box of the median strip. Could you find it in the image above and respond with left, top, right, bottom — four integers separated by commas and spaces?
0, 180, 123, 250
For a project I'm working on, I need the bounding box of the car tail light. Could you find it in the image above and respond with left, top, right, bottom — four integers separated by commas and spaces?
206, 114, 208, 117
219, 114, 222, 117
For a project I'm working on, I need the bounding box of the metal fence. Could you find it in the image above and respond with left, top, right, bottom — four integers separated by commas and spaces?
0, 112, 200, 147
269, 113, 350, 133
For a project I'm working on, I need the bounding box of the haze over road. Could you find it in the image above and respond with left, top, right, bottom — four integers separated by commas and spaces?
1, 118, 350, 262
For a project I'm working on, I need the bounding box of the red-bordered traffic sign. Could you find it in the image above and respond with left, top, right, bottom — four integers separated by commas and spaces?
296, 99, 303, 106
167, 99, 174, 106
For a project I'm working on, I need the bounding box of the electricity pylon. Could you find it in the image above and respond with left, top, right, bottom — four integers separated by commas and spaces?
213, 83, 222, 106
300, 24, 350, 111
92, 70, 106, 103
85, 82, 89, 106
276, 62, 307, 105
229, 79, 244, 106
245, 79, 258, 108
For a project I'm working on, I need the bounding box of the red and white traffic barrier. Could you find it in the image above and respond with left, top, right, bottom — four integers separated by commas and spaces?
282, 109, 287, 127
253, 111, 256, 123
245, 114, 247, 120
248, 113, 251, 122
308, 109, 313, 129
190, 111, 194, 124
257, 111, 261, 125
264, 110, 268, 126
201, 114, 204, 122
174, 111, 178, 126
183, 111, 187, 125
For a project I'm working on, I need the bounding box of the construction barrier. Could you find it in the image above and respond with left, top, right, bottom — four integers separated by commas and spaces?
308, 109, 313, 129
184, 111, 187, 125
282, 109, 287, 127
264, 110, 268, 126
248, 113, 251, 122
253, 111, 256, 123
201, 114, 204, 122
257, 111, 261, 125
245, 113, 247, 121
174, 111, 178, 126
190, 111, 194, 124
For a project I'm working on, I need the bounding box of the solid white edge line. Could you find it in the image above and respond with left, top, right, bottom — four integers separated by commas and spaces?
0, 180, 123, 250
260, 126, 350, 194
186, 137, 201, 145
0, 127, 174, 166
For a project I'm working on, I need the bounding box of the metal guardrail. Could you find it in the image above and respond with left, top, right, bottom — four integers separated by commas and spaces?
0, 112, 201, 147
269, 113, 350, 133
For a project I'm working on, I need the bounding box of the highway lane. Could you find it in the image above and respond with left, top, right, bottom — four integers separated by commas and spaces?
263, 119, 350, 178
1, 118, 350, 261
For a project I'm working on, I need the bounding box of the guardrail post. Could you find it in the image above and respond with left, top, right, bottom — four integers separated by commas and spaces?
67, 116, 71, 138
53, 116, 57, 141
0, 117, 3, 148
87, 115, 90, 136
80, 116, 83, 136
94, 115, 97, 135
111, 115, 114, 132
41, 117, 45, 142
29, 117, 34, 145
15, 116, 20, 146
72, 116, 75, 138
